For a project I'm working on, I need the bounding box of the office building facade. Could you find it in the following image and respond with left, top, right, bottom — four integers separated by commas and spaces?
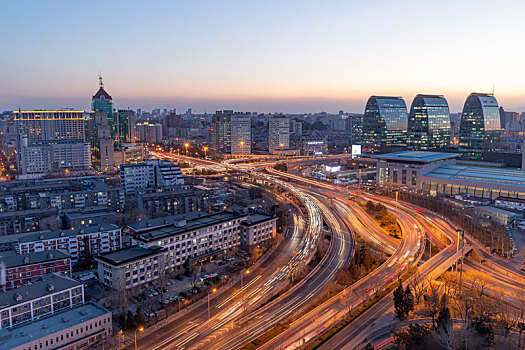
459, 93, 501, 160
407, 94, 451, 150
362, 96, 408, 152
12, 111, 85, 142
211, 111, 252, 155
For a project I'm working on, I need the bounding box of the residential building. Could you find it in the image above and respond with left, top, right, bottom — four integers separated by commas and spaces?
459, 93, 501, 160
0, 208, 60, 236
130, 211, 276, 274
240, 214, 277, 246
136, 187, 210, 215
0, 250, 71, 290
0, 274, 84, 329
362, 96, 408, 152
268, 116, 290, 154
96, 245, 165, 291
407, 94, 450, 150
64, 207, 116, 228
0, 177, 125, 214
0, 301, 111, 350
120, 159, 184, 194
16, 224, 122, 260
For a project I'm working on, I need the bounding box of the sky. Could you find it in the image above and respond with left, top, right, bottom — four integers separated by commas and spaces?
1, 0, 525, 114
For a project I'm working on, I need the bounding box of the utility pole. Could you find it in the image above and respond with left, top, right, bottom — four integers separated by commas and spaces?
457, 229, 465, 291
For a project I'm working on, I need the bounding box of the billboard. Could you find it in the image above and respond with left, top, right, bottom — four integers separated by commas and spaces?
351, 144, 362, 157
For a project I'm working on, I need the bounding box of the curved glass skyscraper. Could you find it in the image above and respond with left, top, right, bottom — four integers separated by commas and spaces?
362, 96, 408, 152
459, 93, 501, 160
407, 94, 450, 150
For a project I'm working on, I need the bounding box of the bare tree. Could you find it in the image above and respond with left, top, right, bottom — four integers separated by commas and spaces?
410, 271, 429, 305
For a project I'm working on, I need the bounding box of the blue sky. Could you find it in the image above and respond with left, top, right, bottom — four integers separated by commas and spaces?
1, 0, 524, 113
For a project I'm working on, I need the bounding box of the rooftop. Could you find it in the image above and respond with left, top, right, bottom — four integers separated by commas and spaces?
133, 211, 246, 242
475, 206, 521, 217
373, 151, 460, 163
95, 246, 164, 266
241, 214, 277, 226
127, 211, 214, 232
0, 274, 81, 309
0, 250, 70, 268
18, 224, 120, 243
422, 165, 525, 189
0, 302, 109, 349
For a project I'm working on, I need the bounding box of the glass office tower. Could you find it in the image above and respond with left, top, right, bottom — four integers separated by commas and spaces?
459, 93, 501, 160
407, 94, 450, 150
362, 96, 408, 152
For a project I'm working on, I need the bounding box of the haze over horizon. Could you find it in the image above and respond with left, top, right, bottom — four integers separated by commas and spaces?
2, 0, 525, 113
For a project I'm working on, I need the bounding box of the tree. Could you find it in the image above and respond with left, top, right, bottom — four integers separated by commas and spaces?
125, 310, 135, 330
394, 281, 414, 320
392, 324, 430, 349
135, 306, 145, 326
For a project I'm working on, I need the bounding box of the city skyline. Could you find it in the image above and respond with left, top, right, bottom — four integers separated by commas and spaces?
2, 1, 525, 113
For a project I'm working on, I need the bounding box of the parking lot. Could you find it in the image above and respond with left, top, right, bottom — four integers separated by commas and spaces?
126, 250, 253, 321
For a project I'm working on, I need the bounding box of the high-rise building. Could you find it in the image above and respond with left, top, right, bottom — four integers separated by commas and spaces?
362, 96, 408, 152
290, 118, 303, 136
91, 76, 116, 142
13, 110, 85, 141
347, 114, 363, 145
459, 93, 501, 160
211, 111, 251, 155
117, 109, 135, 144
269, 116, 290, 154
407, 94, 450, 150
231, 115, 251, 154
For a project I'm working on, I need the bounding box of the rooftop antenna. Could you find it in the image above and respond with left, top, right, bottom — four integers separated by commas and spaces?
491, 84, 495, 96
99, 73, 104, 89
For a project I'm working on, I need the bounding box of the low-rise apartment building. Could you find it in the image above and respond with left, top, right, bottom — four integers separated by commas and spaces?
102, 211, 277, 291
0, 274, 84, 329
95, 245, 165, 291
16, 224, 122, 260
0, 301, 111, 350
240, 214, 278, 246
0, 250, 71, 290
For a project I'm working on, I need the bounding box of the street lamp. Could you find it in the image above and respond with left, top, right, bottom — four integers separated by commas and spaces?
118, 330, 124, 349
203, 146, 209, 158
184, 142, 190, 157
241, 269, 250, 289
134, 326, 144, 350
208, 287, 217, 319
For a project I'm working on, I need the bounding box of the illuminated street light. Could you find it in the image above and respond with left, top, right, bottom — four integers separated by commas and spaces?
208, 287, 217, 319
134, 326, 144, 350
241, 269, 250, 289
184, 142, 190, 156
203, 146, 209, 158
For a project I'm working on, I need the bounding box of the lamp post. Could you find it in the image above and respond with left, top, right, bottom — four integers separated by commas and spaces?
118, 330, 124, 349
241, 269, 250, 289
208, 288, 217, 319
184, 142, 190, 157
134, 326, 144, 350
203, 146, 208, 158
